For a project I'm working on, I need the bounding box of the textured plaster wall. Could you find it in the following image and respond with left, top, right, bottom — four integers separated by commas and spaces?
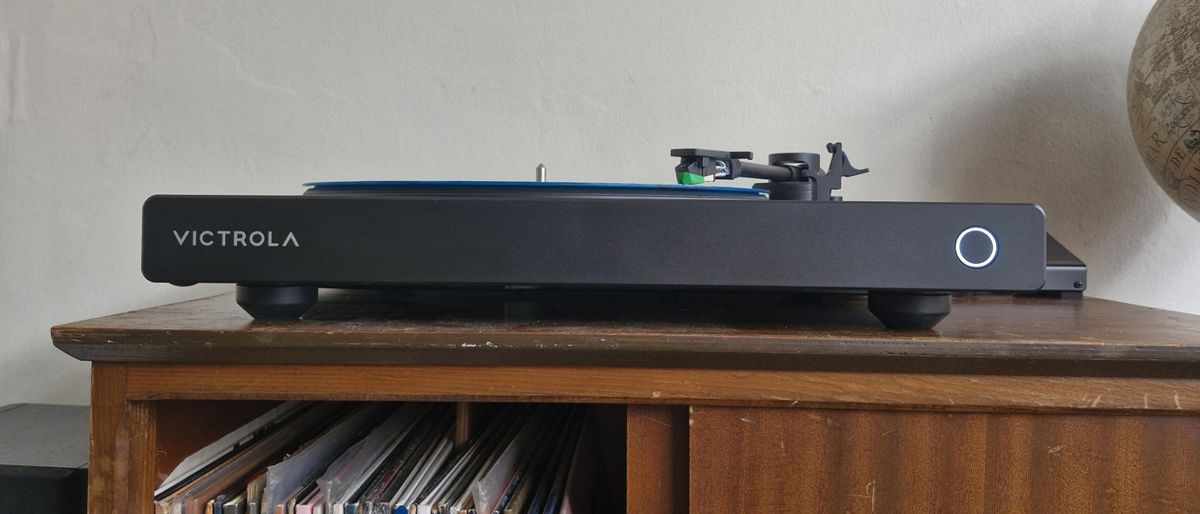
1, 0, 1196, 405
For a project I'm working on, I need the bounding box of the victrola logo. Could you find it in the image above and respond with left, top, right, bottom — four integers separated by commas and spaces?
173, 230, 299, 248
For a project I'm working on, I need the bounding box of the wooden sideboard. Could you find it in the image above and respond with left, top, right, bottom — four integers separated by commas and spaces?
52, 290, 1200, 513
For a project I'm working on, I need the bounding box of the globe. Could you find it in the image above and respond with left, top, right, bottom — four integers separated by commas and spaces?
1129, 0, 1200, 222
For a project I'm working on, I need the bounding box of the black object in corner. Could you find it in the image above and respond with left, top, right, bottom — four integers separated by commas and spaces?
0, 404, 88, 514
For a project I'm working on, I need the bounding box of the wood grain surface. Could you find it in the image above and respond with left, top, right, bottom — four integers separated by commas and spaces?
88, 364, 126, 514
689, 406, 1200, 514
116, 363, 1200, 413
90, 365, 160, 514
126, 401, 155, 514
52, 291, 1200, 373
627, 405, 687, 514
67, 291, 1200, 513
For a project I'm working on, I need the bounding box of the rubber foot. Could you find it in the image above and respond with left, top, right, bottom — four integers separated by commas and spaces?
867, 292, 951, 330
236, 285, 318, 320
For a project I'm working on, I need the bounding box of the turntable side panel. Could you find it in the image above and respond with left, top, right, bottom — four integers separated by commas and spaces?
689, 406, 1200, 514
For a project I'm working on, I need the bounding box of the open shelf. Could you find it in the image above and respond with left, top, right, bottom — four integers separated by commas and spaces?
150, 400, 628, 513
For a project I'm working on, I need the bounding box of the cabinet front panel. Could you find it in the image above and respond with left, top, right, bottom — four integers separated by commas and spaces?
690, 406, 1200, 514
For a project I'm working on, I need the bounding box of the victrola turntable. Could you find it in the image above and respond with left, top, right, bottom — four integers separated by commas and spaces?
141, 143, 1086, 329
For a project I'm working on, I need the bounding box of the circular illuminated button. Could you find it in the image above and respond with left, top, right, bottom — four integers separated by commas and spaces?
955, 227, 997, 268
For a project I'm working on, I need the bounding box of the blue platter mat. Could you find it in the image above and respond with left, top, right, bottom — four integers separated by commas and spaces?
303, 180, 768, 199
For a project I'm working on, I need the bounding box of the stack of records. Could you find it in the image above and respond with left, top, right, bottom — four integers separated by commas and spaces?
153, 402, 605, 514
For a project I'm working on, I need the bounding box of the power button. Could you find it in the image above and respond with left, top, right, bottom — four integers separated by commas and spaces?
955, 227, 997, 268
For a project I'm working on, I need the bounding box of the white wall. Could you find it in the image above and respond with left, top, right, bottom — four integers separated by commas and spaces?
2, 0, 1196, 406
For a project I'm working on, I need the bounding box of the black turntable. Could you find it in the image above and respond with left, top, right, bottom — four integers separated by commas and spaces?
141, 143, 1086, 329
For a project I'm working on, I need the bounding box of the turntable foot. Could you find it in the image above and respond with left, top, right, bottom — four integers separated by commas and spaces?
867, 291, 950, 330
236, 285, 318, 320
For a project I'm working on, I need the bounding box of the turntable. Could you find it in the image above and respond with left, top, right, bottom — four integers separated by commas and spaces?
142, 143, 1086, 329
